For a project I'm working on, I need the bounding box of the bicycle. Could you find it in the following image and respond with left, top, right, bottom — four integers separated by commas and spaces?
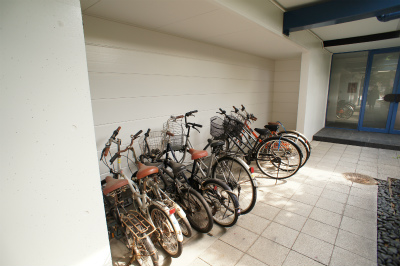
100, 127, 184, 258
102, 170, 159, 266
160, 118, 241, 227
232, 105, 311, 167
212, 108, 303, 179
140, 130, 213, 233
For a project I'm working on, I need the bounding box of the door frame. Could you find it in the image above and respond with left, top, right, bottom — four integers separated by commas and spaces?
357, 46, 400, 134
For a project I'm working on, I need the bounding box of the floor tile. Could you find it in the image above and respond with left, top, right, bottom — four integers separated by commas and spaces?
347, 195, 377, 210
188, 258, 211, 266
247, 237, 290, 266
340, 216, 376, 240
236, 212, 271, 235
235, 254, 267, 266
320, 188, 348, 204
309, 207, 342, 228
343, 204, 377, 223
262, 221, 300, 248
283, 199, 314, 217
290, 191, 319, 206
273, 210, 307, 231
325, 182, 351, 194
199, 240, 243, 266
252, 201, 281, 220
349, 186, 377, 199
335, 229, 377, 262
257, 192, 289, 209
296, 183, 324, 196
219, 225, 258, 252
283, 251, 324, 266
292, 233, 334, 265
301, 218, 338, 245
315, 197, 345, 215
329, 246, 376, 266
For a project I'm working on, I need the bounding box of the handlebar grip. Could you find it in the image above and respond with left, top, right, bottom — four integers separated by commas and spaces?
176, 115, 184, 119
145, 128, 151, 137
166, 131, 174, 136
194, 123, 202, 128
233, 106, 239, 113
103, 146, 110, 157
110, 153, 119, 164
219, 108, 226, 114
241, 104, 245, 111
185, 110, 198, 116
111, 126, 121, 139
133, 130, 143, 139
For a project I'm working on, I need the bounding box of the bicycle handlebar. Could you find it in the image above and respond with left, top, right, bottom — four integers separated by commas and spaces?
187, 122, 202, 128
145, 128, 151, 137
132, 130, 143, 139
241, 104, 245, 111
233, 106, 239, 113
218, 108, 226, 115
185, 110, 198, 116
102, 126, 121, 158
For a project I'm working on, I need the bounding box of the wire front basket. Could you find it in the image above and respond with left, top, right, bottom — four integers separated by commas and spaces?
163, 120, 184, 150
139, 131, 165, 158
224, 115, 244, 138
210, 116, 226, 139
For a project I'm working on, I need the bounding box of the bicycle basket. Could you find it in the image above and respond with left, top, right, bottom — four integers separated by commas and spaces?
210, 116, 226, 139
224, 115, 244, 138
163, 120, 184, 150
139, 131, 165, 157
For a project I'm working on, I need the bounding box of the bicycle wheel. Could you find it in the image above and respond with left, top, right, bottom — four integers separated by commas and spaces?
176, 212, 192, 238
279, 130, 312, 151
255, 137, 302, 179
179, 188, 213, 233
134, 235, 160, 266
277, 133, 310, 167
201, 179, 239, 227
149, 204, 183, 258
212, 156, 257, 215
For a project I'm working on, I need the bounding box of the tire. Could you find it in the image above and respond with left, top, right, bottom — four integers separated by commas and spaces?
178, 188, 213, 233
134, 234, 160, 266
255, 137, 302, 179
176, 213, 192, 238
149, 204, 183, 258
277, 133, 310, 167
212, 157, 257, 215
278, 130, 312, 152
201, 179, 240, 227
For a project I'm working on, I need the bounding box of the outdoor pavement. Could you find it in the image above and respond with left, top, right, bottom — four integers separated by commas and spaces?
112, 141, 400, 266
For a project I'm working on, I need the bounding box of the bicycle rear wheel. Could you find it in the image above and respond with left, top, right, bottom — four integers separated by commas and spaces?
278, 130, 311, 152
277, 133, 310, 167
149, 204, 183, 258
179, 188, 213, 233
255, 137, 302, 179
212, 156, 257, 215
134, 235, 160, 266
201, 179, 239, 227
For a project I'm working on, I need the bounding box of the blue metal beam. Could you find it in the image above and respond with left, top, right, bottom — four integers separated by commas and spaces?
283, 0, 400, 36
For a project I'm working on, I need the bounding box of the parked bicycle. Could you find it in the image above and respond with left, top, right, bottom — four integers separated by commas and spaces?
212, 108, 303, 179
100, 127, 184, 258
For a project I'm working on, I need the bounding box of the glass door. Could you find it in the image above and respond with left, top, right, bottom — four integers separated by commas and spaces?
359, 48, 400, 133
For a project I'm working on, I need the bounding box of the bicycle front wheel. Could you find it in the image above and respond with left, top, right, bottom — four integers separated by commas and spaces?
277, 133, 310, 167
212, 156, 257, 215
179, 188, 213, 233
201, 179, 240, 227
256, 137, 302, 179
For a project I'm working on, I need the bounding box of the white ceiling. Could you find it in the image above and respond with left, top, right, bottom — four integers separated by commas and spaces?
81, 0, 400, 59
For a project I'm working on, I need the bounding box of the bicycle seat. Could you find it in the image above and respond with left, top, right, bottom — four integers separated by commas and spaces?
255, 128, 270, 135
264, 125, 279, 132
137, 162, 159, 179
207, 139, 225, 148
167, 161, 186, 175
102, 176, 129, 195
188, 148, 208, 160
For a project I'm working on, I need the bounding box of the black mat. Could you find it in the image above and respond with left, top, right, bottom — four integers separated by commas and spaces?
313, 128, 400, 151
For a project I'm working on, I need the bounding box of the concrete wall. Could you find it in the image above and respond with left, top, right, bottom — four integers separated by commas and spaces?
83, 15, 275, 178
1, 1, 111, 266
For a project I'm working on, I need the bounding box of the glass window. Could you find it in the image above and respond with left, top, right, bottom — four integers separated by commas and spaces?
326, 52, 369, 129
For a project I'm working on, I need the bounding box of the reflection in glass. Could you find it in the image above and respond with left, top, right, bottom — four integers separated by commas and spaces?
326, 52, 368, 129
362, 52, 399, 129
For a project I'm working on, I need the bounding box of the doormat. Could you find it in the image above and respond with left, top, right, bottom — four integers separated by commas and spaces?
342, 172, 378, 185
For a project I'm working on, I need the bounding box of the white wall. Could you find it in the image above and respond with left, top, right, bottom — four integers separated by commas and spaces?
83, 16, 275, 178
272, 58, 301, 130
0, 1, 111, 266
292, 32, 332, 140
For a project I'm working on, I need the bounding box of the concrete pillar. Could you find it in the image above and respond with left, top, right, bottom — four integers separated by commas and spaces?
0, 1, 111, 265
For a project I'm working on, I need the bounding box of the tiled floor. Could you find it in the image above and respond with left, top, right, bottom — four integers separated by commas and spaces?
112, 141, 400, 266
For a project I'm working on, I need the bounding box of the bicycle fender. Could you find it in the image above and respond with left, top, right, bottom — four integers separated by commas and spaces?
151, 201, 184, 242
173, 202, 187, 219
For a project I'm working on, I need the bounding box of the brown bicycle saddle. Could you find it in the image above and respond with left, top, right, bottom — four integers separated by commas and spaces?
102, 176, 128, 195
